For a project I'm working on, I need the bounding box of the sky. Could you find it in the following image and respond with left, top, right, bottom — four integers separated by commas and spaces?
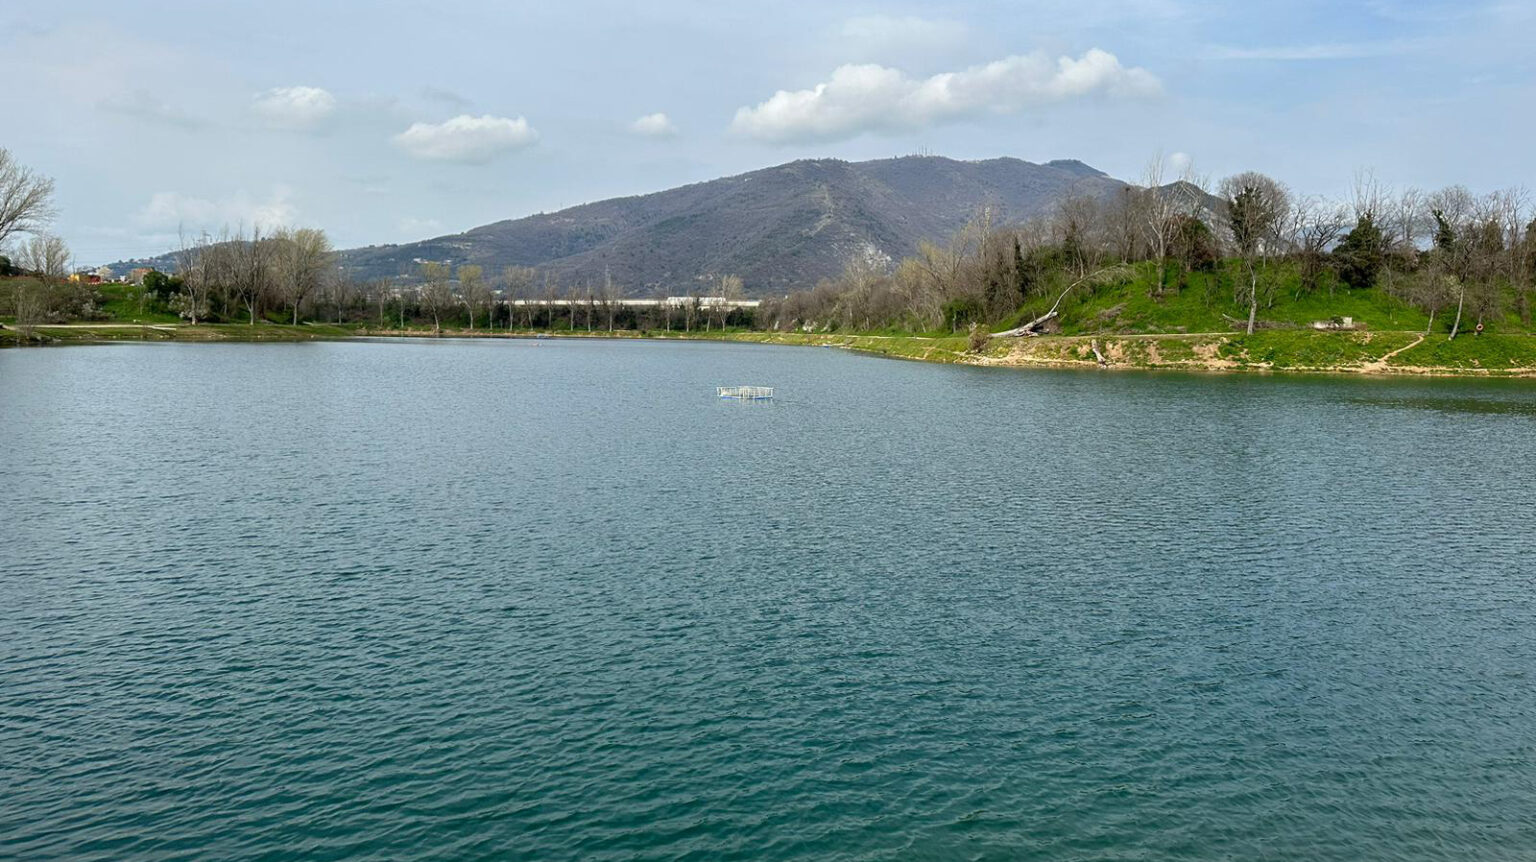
2, 0, 1533, 266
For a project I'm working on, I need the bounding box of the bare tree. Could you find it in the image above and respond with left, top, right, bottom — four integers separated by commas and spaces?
502, 266, 535, 329
457, 264, 485, 330
1408, 270, 1455, 334
13, 234, 70, 334
0, 148, 56, 249
418, 261, 453, 333
173, 229, 213, 324
1106, 187, 1144, 263
216, 225, 271, 325
1220, 172, 1291, 334
716, 274, 744, 330
684, 289, 700, 332
17, 233, 71, 284
654, 283, 674, 332
323, 269, 359, 323
1491, 187, 1531, 323
1464, 193, 1509, 333
1426, 186, 1476, 339
1351, 168, 1387, 223
1385, 187, 1426, 252
1140, 152, 1177, 295
1287, 195, 1346, 296
367, 279, 392, 328
273, 227, 333, 325
573, 283, 594, 332
541, 273, 563, 329
906, 239, 960, 328
600, 267, 621, 331
10, 278, 46, 337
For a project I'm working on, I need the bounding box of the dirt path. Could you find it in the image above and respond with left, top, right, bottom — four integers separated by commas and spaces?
1362, 333, 1426, 371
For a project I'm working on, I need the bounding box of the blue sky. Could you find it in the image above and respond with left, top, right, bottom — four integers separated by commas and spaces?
2, 0, 1532, 265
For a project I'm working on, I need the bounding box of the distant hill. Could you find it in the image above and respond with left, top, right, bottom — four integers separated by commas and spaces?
110, 156, 1143, 295
339, 156, 1134, 295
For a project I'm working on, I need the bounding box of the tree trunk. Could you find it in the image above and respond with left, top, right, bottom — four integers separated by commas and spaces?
1448, 285, 1466, 340
993, 268, 1109, 337
1246, 264, 1258, 336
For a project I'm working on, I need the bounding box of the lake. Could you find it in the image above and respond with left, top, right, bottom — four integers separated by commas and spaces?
3, 338, 1535, 860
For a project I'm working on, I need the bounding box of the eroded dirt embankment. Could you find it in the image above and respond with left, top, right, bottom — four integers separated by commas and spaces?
968, 332, 1536, 377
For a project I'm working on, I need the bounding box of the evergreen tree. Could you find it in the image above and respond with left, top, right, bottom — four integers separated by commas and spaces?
1334, 214, 1386, 289
1169, 215, 1217, 276
1432, 209, 1457, 252
1012, 238, 1028, 301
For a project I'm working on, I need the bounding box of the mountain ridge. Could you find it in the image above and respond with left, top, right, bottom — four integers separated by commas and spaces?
110, 155, 1135, 295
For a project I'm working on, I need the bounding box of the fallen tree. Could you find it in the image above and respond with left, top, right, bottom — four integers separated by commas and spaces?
992, 267, 1119, 338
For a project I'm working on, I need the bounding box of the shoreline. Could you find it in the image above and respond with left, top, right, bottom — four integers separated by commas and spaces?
5, 322, 1536, 378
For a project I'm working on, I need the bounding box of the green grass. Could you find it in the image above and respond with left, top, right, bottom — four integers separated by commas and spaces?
94, 284, 182, 324
7, 321, 359, 345
9, 263, 1536, 375
1005, 261, 1439, 336
1215, 330, 1419, 369
1151, 338, 1199, 363
720, 331, 983, 363
1385, 333, 1536, 370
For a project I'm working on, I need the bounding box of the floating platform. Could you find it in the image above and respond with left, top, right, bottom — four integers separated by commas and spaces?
717, 386, 774, 400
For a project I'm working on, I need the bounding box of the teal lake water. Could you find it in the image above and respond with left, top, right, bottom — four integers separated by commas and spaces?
3, 339, 1535, 860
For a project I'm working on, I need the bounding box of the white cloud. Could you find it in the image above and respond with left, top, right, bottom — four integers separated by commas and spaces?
730, 50, 1162, 144
630, 112, 678, 137
393, 114, 538, 163
252, 85, 337, 129
133, 188, 297, 233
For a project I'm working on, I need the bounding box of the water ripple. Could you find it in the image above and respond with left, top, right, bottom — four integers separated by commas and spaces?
2, 341, 1535, 860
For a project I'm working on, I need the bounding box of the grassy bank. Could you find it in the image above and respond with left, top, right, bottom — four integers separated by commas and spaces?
7, 314, 1536, 377
990, 330, 1536, 376
0, 321, 358, 347
350, 325, 1536, 375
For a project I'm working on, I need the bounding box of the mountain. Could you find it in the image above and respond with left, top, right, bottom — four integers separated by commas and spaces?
335, 156, 1130, 295
107, 156, 1139, 295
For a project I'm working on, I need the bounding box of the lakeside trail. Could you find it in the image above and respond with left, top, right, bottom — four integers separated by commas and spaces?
1361, 333, 1428, 373
7, 322, 1536, 378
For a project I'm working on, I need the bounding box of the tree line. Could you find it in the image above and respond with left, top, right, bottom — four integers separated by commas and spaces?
757, 156, 1536, 340
2, 143, 757, 333
7, 146, 1533, 341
